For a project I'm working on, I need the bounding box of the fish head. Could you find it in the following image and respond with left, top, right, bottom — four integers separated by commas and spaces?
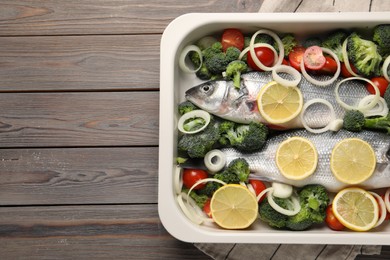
185, 80, 228, 113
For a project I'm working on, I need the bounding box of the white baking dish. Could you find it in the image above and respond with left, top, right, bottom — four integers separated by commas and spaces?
158, 12, 390, 244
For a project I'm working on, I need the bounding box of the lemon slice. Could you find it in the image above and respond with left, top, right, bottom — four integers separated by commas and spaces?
257, 81, 303, 124
330, 138, 376, 184
332, 187, 379, 231
275, 136, 318, 180
210, 184, 258, 229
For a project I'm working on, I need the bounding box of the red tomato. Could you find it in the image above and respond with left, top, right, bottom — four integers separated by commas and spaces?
282, 58, 289, 66
319, 56, 338, 75
366, 76, 389, 97
249, 179, 267, 203
288, 46, 306, 72
221, 28, 245, 52
341, 62, 358, 78
182, 168, 208, 190
247, 46, 275, 71
325, 204, 345, 231
303, 46, 326, 70
203, 198, 212, 218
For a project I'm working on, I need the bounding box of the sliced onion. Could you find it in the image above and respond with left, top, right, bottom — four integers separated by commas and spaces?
247, 183, 257, 197
272, 64, 301, 87
385, 188, 390, 213
177, 193, 203, 225
359, 96, 389, 117
272, 182, 293, 198
179, 45, 202, 73
300, 98, 336, 134
257, 187, 273, 203
174, 166, 183, 195
204, 149, 226, 173
249, 29, 284, 71
383, 55, 390, 82
239, 43, 278, 62
342, 39, 360, 77
300, 47, 341, 86
369, 191, 386, 228
335, 77, 380, 112
328, 118, 344, 132
267, 191, 301, 216
177, 110, 210, 134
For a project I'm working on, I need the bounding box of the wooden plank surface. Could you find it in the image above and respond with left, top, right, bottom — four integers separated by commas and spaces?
0, 0, 262, 36
0, 147, 158, 205
0, 35, 160, 92
0, 92, 159, 147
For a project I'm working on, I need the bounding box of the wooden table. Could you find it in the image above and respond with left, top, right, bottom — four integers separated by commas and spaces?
0, 1, 389, 259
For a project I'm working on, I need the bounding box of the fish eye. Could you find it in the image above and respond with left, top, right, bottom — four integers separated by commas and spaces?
201, 85, 211, 93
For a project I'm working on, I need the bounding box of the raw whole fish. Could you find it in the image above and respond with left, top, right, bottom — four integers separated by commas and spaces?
222, 129, 390, 192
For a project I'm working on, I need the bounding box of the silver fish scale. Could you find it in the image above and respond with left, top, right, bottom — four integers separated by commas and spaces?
241, 71, 370, 128
222, 129, 390, 192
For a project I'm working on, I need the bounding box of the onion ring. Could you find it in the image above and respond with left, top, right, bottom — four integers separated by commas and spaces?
249, 29, 284, 71
272, 64, 301, 87
257, 187, 273, 203
359, 96, 389, 117
342, 39, 360, 77
383, 55, 390, 82
239, 43, 278, 62
204, 149, 226, 173
300, 47, 341, 86
300, 98, 336, 134
369, 191, 386, 228
335, 77, 380, 112
174, 165, 183, 195
179, 45, 202, 73
267, 191, 301, 216
177, 110, 211, 134
177, 193, 203, 225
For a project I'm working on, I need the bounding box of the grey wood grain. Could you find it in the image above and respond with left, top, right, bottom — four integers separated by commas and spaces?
0, 92, 159, 147
0, 35, 159, 91
0, 147, 158, 205
0, 0, 261, 36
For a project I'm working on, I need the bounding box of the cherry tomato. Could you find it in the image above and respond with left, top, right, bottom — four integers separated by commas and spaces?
182, 168, 208, 190
288, 46, 306, 72
319, 56, 338, 75
221, 28, 245, 52
249, 179, 267, 203
325, 204, 345, 231
203, 198, 212, 218
303, 46, 326, 70
282, 58, 289, 66
366, 76, 389, 97
247, 46, 275, 71
341, 62, 358, 78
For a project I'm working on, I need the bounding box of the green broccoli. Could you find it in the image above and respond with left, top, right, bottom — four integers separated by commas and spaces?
197, 181, 221, 197
225, 60, 248, 89
213, 171, 240, 184
321, 29, 348, 61
302, 37, 322, 48
343, 110, 390, 134
347, 33, 383, 77
224, 158, 250, 183
373, 24, 390, 57
286, 184, 329, 231
187, 189, 209, 208
177, 119, 220, 158
182, 117, 206, 132
178, 101, 198, 115
202, 42, 241, 76
280, 34, 298, 57
258, 197, 289, 229
385, 85, 390, 108
219, 121, 268, 152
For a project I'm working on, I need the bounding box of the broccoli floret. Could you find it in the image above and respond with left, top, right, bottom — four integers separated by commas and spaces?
286, 184, 329, 231
225, 60, 248, 89
187, 190, 209, 208
214, 171, 240, 184
385, 85, 390, 108
347, 33, 383, 77
280, 34, 298, 56
373, 24, 390, 49
343, 110, 365, 132
183, 117, 206, 132
321, 29, 348, 61
220, 121, 268, 152
202, 42, 241, 76
178, 101, 198, 115
197, 181, 221, 197
343, 110, 390, 134
224, 158, 250, 183
302, 37, 322, 48
177, 119, 220, 158
258, 197, 289, 229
